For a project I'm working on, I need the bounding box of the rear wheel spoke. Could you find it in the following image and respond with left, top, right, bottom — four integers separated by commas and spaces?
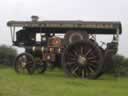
72, 65, 79, 74
87, 56, 97, 60
85, 49, 93, 56
85, 67, 89, 77
82, 68, 85, 78
88, 60, 97, 63
87, 65, 95, 73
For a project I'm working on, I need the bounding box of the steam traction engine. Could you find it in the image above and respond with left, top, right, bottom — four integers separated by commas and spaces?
7, 16, 122, 79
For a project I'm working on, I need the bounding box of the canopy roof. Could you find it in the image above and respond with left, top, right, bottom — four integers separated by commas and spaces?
7, 20, 122, 34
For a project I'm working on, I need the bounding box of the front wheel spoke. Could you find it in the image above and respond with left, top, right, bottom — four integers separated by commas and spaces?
27, 61, 33, 65
22, 55, 27, 62
18, 57, 23, 62
21, 67, 26, 73
17, 61, 26, 68
26, 63, 33, 68
17, 64, 23, 72
19, 57, 24, 61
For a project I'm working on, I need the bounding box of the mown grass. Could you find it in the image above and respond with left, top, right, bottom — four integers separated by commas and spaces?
0, 67, 128, 96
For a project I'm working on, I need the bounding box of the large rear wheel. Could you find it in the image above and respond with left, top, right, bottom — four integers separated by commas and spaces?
62, 41, 103, 79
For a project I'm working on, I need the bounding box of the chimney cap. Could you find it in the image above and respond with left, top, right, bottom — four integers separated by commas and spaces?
31, 15, 39, 22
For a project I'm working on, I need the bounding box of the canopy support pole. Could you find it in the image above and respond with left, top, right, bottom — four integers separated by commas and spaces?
10, 26, 15, 42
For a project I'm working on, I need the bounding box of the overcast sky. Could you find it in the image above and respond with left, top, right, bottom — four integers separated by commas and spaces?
0, 0, 128, 56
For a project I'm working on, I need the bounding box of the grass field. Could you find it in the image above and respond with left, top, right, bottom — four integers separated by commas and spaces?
0, 67, 128, 96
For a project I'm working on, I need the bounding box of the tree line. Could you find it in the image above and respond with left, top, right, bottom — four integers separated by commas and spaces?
0, 45, 17, 67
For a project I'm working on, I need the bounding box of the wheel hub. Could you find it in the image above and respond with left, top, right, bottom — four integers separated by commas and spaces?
21, 62, 27, 68
78, 55, 87, 65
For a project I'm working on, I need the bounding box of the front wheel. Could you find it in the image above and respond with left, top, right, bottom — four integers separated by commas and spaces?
14, 53, 35, 74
